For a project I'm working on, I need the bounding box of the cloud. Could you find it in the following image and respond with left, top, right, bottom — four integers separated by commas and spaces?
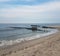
0, 0, 10, 2
0, 1, 60, 18
0, 0, 35, 2
0, 0, 60, 3
0, 1, 60, 23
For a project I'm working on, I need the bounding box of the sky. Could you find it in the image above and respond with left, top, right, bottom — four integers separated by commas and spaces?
0, 0, 60, 23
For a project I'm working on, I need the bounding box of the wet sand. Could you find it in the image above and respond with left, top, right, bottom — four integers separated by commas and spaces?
0, 26, 60, 56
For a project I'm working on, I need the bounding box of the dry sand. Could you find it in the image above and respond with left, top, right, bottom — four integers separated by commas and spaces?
0, 26, 60, 56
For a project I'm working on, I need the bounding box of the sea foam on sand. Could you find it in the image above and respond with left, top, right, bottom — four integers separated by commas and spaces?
0, 29, 58, 47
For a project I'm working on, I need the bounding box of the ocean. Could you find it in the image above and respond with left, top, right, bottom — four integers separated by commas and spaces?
0, 23, 59, 46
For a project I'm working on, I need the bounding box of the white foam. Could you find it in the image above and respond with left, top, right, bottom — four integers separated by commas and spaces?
0, 29, 58, 47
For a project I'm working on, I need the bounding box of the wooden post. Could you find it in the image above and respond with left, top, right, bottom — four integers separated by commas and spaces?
31, 25, 37, 31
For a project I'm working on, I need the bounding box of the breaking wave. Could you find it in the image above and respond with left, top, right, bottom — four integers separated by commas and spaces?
0, 29, 58, 47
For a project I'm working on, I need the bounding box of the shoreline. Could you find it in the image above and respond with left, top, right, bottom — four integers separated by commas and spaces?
0, 26, 60, 56
0, 29, 58, 47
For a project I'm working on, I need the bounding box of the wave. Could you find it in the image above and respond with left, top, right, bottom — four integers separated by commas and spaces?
0, 29, 58, 47
0, 28, 15, 32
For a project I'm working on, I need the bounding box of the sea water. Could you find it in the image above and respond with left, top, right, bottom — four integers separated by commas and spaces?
0, 23, 59, 46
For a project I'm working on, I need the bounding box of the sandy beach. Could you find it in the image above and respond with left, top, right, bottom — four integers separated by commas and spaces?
0, 26, 60, 56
